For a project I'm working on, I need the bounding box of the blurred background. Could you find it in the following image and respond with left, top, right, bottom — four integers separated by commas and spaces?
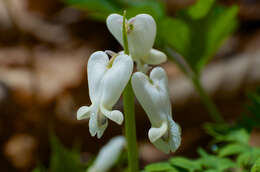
0, 0, 260, 171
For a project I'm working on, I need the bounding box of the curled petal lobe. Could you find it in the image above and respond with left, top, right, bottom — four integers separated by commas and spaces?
100, 106, 124, 125
148, 122, 168, 143
88, 136, 126, 172
77, 105, 92, 120
143, 49, 167, 65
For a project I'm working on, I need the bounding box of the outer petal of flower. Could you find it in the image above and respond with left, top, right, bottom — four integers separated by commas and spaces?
88, 136, 126, 172
153, 138, 171, 154
132, 67, 181, 153
128, 14, 156, 60
88, 51, 109, 103
101, 54, 133, 109
77, 105, 92, 120
143, 49, 167, 65
106, 14, 124, 46
131, 69, 168, 126
168, 118, 181, 152
100, 106, 123, 125
89, 111, 108, 138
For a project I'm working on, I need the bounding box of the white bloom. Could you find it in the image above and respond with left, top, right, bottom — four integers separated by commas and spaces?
88, 136, 126, 172
106, 13, 167, 71
77, 51, 133, 138
131, 67, 181, 153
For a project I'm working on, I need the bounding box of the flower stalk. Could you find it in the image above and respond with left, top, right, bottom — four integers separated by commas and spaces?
166, 47, 224, 123
122, 10, 139, 172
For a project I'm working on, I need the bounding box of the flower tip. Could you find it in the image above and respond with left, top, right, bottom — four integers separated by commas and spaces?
110, 110, 124, 125
148, 122, 168, 143
77, 106, 90, 120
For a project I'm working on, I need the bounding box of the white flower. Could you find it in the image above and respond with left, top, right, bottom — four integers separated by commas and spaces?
88, 136, 126, 172
106, 13, 167, 72
131, 67, 181, 153
77, 51, 133, 138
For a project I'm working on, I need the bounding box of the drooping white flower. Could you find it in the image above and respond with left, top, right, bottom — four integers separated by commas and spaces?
88, 136, 126, 172
106, 13, 167, 72
77, 51, 133, 138
131, 67, 181, 153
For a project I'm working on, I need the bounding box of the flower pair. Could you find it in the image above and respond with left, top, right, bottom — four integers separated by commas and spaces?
77, 13, 181, 153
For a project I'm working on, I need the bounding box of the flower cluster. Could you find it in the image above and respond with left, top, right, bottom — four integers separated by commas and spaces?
77, 13, 181, 153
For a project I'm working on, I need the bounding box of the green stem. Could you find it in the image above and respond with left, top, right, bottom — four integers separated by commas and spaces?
123, 83, 139, 172
166, 47, 224, 123
122, 10, 139, 172
191, 74, 224, 123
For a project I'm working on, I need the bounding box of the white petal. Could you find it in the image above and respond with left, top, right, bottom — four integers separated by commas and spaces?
128, 14, 156, 60
152, 119, 181, 153
89, 113, 98, 137
150, 67, 172, 116
168, 118, 181, 152
77, 106, 92, 120
143, 49, 167, 65
106, 14, 124, 47
100, 106, 124, 125
88, 51, 109, 103
131, 69, 169, 126
153, 138, 171, 154
101, 54, 133, 108
89, 136, 126, 172
132, 67, 181, 153
89, 111, 108, 138
148, 122, 168, 142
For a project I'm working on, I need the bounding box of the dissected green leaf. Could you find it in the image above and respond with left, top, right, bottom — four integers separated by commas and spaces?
145, 162, 177, 172
204, 123, 250, 144
251, 157, 260, 172
170, 157, 201, 172
237, 148, 260, 168
199, 155, 236, 170
218, 143, 249, 157
239, 88, 260, 131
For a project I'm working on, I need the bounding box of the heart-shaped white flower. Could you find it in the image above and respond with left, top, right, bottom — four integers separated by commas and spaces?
77, 51, 133, 138
106, 13, 167, 72
131, 67, 181, 153
88, 136, 126, 172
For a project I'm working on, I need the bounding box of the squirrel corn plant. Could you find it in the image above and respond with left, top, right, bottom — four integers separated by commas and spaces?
77, 11, 181, 171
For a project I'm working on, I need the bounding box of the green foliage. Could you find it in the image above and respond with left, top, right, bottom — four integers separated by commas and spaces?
251, 158, 260, 172
64, 0, 165, 21
239, 88, 260, 131
145, 162, 178, 172
143, 88, 260, 172
161, 0, 238, 73
169, 157, 201, 171
49, 134, 85, 172
32, 134, 86, 172
64, 0, 238, 74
